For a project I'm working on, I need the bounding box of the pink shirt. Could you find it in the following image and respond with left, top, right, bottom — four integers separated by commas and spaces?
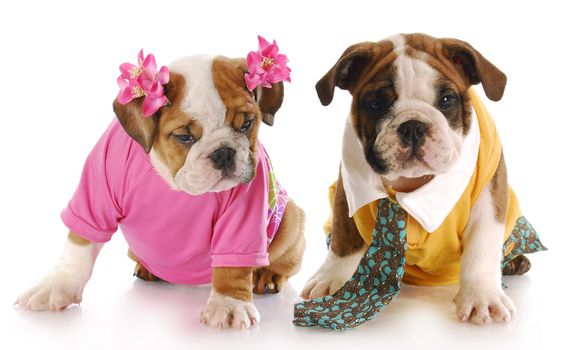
61, 119, 287, 284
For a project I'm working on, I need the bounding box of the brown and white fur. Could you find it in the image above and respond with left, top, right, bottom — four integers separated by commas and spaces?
301, 33, 520, 325
16, 55, 305, 329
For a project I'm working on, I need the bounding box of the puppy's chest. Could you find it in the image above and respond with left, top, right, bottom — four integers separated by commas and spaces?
119, 181, 221, 255
403, 211, 466, 264
359, 197, 472, 286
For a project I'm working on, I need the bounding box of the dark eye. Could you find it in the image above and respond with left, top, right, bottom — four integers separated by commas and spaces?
173, 134, 195, 144
240, 119, 254, 132
439, 94, 457, 110
367, 99, 383, 111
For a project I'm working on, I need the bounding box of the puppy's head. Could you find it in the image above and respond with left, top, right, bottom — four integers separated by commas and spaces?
317, 33, 506, 181
113, 56, 284, 195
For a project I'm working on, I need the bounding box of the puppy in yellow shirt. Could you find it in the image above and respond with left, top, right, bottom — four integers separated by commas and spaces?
300, 33, 545, 325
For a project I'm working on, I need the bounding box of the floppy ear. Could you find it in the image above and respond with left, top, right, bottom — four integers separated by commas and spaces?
441, 38, 507, 101
316, 42, 387, 106
231, 56, 285, 127
113, 97, 157, 153
112, 72, 185, 152
254, 82, 284, 126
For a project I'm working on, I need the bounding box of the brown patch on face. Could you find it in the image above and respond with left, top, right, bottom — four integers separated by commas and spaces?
403, 33, 508, 135
352, 64, 397, 144
113, 71, 205, 179
316, 41, 397, 174
212, 57, 262, 177
354, 54, 400, 174
403, 43, 471, 135
433, 76, 472, 134
404, 34, 469, 89
211, 57, 261, 156
150, 73, 205, 177
68, 231, 90, 246
153, 117, 202, 178
403, 33, 506, 101
212, 267, 253, 302
402, 35, 474, 135
490, 150, 508, 222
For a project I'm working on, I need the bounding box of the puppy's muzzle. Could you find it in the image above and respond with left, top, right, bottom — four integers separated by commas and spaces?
397, 120, 428, 150
209, 146, 236, 175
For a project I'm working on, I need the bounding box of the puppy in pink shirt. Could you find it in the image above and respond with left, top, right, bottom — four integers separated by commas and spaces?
16, 54, 305, 329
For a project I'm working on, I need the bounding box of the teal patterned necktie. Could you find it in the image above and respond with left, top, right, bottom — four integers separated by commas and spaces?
293, 198, 408, 330
293, 197, 545, 331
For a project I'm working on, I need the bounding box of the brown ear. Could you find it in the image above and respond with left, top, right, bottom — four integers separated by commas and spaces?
231, 56, 285, 127
441, 39, 507, 101
316, 42, 387, 106
254, 82, 284, 126
113, 97, 157, 153
216, 57, 285, 127
112, 72, 185, 153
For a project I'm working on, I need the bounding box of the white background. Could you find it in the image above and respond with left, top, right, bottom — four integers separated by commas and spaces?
1, 0, 563, 349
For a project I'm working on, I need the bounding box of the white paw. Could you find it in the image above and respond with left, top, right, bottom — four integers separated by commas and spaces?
200, 292, 260, 329
300, 250, 363, 299
16, 274, 84, 311
454, 284, 516, 325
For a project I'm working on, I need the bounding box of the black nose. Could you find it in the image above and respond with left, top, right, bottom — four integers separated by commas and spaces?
397, 120, 428, 148
209, 146, 236, 172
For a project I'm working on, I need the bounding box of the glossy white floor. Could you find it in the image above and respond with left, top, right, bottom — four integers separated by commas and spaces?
5, 230, 558, 350
1, 1, 564, 349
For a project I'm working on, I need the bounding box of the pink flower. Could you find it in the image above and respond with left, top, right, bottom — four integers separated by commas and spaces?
117, 50, 170, 117
245, 36, 291, 90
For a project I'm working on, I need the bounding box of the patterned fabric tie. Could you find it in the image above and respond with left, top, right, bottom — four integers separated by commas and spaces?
293, 199, 545, 331
293, 198, 407, 330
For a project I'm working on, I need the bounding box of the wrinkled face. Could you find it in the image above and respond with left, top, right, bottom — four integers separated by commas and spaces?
317, 33, 506, 181
113, 55, 283, 195
154, 56, 261, 195
357, 37, 472, 181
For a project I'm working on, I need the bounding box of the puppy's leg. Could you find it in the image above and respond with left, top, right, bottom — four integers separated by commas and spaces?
455, 154, 515, 324
16, 232, 103, 311
201, 267, 259, 329
300, 173, 368, 299
128, 249, 161, 282
254, 199, 306, 294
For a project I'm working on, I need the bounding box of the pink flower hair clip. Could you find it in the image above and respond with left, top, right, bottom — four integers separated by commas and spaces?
117, 50, 170, 117
245, 36, 291, 91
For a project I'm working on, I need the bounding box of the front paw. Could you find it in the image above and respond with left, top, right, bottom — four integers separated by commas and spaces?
16, 274, 83, 311
200, 293, 260, 329
454, 285, 516, 324
300, 269, 349, 300
300, 251, 361, 299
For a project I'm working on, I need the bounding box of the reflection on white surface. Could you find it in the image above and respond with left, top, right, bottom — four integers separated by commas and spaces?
7, 252, 559, 350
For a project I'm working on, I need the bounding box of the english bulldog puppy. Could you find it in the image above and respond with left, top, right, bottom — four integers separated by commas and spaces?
16, 55, 305, 329
301, 33, 543, 325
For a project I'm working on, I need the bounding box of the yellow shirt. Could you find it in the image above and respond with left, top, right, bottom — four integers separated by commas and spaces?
326, 89, 522, 286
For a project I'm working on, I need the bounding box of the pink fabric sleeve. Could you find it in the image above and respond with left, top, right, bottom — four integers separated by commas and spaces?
60, 121, 126, 242
210, 151, 270, 268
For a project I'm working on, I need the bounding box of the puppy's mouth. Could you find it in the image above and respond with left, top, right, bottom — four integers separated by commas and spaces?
397, 146, 426, 164
227, 156, 254, 184
208, 156, 255, 188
